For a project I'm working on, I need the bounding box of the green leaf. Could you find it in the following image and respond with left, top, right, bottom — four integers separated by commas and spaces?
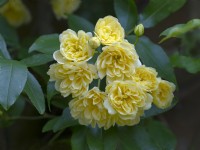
140, 0, 186, 28
0, 59, 27, 110
0, 16, 19, 47
114, 0, 138, 33
68, 15, 94, 32
24, 72, 45, 114
71, 126, 89, 150
127, 35, 177, 84
160, 19, 200, 43
103, 128, 118, 150
0, 96, 25, 127
0, 0, 7, 6
53, 108, 78, 132
86, 127, 103, 150
0, 34, 11, 59
47, 82, 58, 111
42, 117, 60, 132
21, 53, 53, 67
29, 34, 59, 54
117, 119, 176, 150
170, 53, 200, 73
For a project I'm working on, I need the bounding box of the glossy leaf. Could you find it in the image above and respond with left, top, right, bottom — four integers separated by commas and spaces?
24, 72, 45, 114
140, 0, 186, 28
0, 59, 27, 110
53, 108, 78, 132
127, 35, 177, 84
42, 117, 60, 132
86, 127, 103, 150
103, 128, 118, 150
160, 19, 200, 43
47, 82, 58, 111
114, 0, 138, 33
21, 53, 53, 67
0, 0, 7, 6
170, 53, 200, 73
0, 16, 19, 47
29, 34, 59, 54
71, 127, 89, 150
68, 15, 94, 32
0, 34, 11, 59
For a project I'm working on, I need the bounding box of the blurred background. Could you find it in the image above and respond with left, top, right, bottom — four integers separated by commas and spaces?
0, 0, 200, 149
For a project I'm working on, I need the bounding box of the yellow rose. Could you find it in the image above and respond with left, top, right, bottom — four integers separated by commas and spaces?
0, 0, 31, 27
50, 0, 81, 19
152, 79, 176, 109
47, 62, 98, 97
104, 81, 152, 121
132, 65, 158, 92
96, 41, 140, 83
95, 16, 125, 45
54, 29, 94, 63
69, 87, 109, 128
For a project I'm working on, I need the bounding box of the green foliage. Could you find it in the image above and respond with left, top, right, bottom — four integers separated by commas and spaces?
70, 120, 176, 150
114, 0, 138, 33
42, 108, 78, 133
0, 34, 11, 59
0, 59, 27, 110
0, 16, 19, 47
29, 34, 59, 54
170, 53, 200, 73
140, 0, 186, 28
47, 82, 58, 111
160, 19, 200, 43
24, 72, 45, 114
0, 0, 7, 6
68, 15, 94, 32
127, 35, 177, 84
21, 53, 53, 67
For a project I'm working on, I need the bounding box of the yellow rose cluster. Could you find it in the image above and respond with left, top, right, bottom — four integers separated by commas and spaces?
48, 15, 176, 130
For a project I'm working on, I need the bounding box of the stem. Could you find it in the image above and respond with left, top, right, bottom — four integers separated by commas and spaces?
6, 113, 56, 121
98, 79, 101, 89
134, 36, 139, 45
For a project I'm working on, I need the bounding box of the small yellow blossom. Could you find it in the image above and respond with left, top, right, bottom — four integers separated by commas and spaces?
50, 0, 81, 19
54, 29, 94, 63
0, 0, 31, 27
69, 87, 108, 128
96, 41, 140, 83
47, 62, 98, 97
152, 79, 176, 109
95, 16, 125, 45
132, 65, 158, 92
104, 81, 152, 121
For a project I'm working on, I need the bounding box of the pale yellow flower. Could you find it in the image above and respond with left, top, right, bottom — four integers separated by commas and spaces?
50, 0, 81, 19
69, 87, 109, 128
95, 16, 125, 45
132, 65, 158, 92
47, 62, 97, 97
152, 79, 176, 109
96, 41, 140, 83
0, 0, 31, 27
104, 81, 152, 121
54, 29, 94, 63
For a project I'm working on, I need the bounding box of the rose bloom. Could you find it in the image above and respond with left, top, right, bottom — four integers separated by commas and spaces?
50, 0, 81, 19
96, 41, 140, 83
54, 29, 94, 63
0, 0, 31, 27
95, 16, 125, 45
152, 79, 176, 109
69, 87, 109, 128
47, 62, 97, 97
132, 65, 158, 92
104, 81, 152, 121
